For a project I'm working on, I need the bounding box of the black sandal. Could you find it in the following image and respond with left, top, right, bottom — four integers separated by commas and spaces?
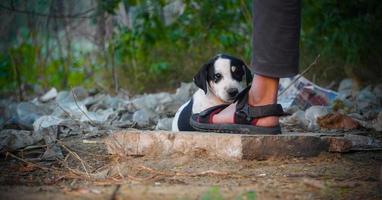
190, 87, 286, 134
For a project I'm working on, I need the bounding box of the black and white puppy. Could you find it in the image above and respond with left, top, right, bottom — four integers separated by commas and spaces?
172, 54, 252, 131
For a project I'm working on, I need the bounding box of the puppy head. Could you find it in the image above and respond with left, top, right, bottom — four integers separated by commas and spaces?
193, 54, 253, 102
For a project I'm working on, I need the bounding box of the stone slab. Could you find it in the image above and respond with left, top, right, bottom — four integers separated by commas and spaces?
104, 130, 329, 160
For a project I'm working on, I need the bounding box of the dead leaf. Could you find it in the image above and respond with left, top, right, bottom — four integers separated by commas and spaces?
318, 113, 359, 130
303, 178, 325, 189
18, 163, 37, 173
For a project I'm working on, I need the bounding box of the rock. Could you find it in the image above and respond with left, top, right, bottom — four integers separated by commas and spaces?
155, 117, 173, 131
280, 110, 308, 129
356, 86, 379, 112
87, 108, 115, 123
132, 109, 156, 127
107, 109, 134, 128
284, 105, 301, 114
304, 106, 329, 131
0, 100, 12, 129
373, 112, 382, 132
39, 88, 58, 102
58, 120, 96, 137
33, 115, 63, 132
347, 113, 364, 120
303, 178, 325, 189
52, 102, 89, 120
0, 129, 43, 151
337, 79, 354, 100
87, 95, 127, 112
345, 134, 382, 150
322, 137, 353, 152
131, 92, 171, 111
363, 110, 379, 120
130, 82, 196, 116
71, 86, 88, 101
317, 113, 360, 130
39, 126, 63, 160
173, 82, 197, 102
5, 102, 49, 130
105, 131, 328, 160
56, 87, 88, 105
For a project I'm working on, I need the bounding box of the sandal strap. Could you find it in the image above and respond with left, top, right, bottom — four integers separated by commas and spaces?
197, 104, 229, 123
234, 86, 285, 123
236, 103, 284, 118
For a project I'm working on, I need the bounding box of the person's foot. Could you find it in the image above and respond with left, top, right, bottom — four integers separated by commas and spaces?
212, 74, 279, 127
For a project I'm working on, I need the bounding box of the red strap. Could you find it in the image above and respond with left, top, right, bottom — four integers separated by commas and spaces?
251, 118, 258, 126
208, 108, 224, 124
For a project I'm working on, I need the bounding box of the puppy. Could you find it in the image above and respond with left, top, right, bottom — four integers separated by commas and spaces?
172, 54, 252, 131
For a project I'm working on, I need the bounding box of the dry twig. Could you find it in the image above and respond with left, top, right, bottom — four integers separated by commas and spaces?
71, 89, 96, 126
58, 141, 91, 178
278, 54, 320, 97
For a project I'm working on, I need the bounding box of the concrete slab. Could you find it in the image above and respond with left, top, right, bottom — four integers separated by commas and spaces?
104, 130, 329, 160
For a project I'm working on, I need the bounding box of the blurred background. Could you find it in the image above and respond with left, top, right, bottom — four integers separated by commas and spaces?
0, 0, 381, 99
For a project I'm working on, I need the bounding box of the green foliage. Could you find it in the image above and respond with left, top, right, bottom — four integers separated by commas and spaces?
1, 0, 381, 95
201, 187, 223, 200
300, 0, 382, 84
200, 187, 256, 200
111, 0, 251, 93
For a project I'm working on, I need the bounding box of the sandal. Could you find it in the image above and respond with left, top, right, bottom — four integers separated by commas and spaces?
189, 87, 286, 134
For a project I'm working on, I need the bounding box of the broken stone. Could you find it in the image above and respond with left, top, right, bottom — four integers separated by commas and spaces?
58, 120, 96, 137
33, 115, 63, 132
40, 126, 63, 160
373, 112, 382, 132
317, 113, 360, 130
131, 92, 171, 111
304, 106, 329, 131
155, 117, 173, 131
322, 137, 353, 152
0, 129, 43, 151
9, 102, 49, 130
356, 86, 379, 112
345, 134, 382, 150
132, 109, 155, 127
39, 88, 58, 102
56, 87, 88, 106
87, 95, 127, 112
337, 79, 354, 100
106, 109, 134, 128
105, 131, 327, 160
85, 108, 114, 123
71, 86, 88, 101
280, 110, 308, 129
130, 82, 196, 116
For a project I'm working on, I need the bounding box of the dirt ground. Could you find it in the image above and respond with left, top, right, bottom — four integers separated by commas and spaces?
0, 135, 381, 200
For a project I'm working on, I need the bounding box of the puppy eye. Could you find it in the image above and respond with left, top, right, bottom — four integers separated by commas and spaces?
214, 73, 222, 82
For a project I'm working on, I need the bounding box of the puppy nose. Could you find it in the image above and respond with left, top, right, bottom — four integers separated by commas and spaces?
227, 88, 238, 98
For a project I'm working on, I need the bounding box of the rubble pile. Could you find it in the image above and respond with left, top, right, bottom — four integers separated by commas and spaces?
279, 77, 382, 132
0, 83, 197, 158
0, 76, 381, 158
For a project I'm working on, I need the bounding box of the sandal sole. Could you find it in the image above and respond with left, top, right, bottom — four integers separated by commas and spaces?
190, 118, 281, 135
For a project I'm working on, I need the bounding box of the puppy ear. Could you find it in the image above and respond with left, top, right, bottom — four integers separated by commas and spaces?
244, 64, 253, 85
193, 60, 214, 94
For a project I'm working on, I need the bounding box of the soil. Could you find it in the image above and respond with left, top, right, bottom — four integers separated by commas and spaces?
0, 135, 381, 200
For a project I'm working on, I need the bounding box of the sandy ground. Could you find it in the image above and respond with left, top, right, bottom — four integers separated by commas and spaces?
0, 135, 381, 200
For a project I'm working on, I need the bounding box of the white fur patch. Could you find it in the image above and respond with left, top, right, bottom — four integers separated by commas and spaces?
231, 66, 237, 72
172, 56, 247, 132
209, 58, 244, 102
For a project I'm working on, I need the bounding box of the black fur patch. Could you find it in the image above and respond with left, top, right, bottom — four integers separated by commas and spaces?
193, 53, 252, 94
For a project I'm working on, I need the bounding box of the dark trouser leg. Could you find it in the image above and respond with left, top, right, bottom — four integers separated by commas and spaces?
252, 0, 301, 78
